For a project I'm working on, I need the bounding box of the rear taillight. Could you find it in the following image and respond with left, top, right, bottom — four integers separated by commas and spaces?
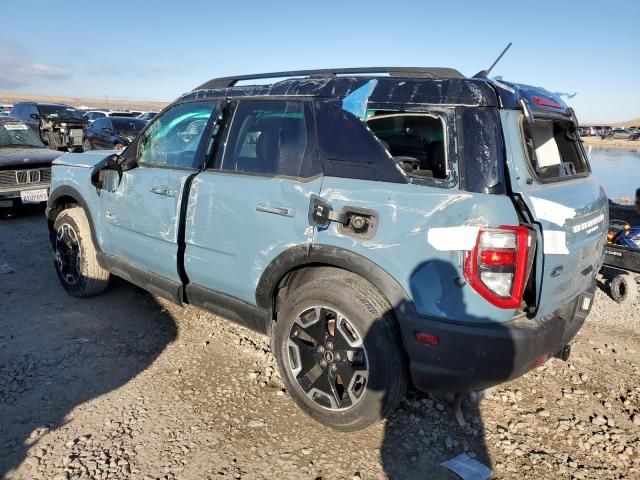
463, 226, 529, 309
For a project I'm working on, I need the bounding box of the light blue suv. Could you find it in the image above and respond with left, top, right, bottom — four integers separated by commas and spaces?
46, 68, 607, 430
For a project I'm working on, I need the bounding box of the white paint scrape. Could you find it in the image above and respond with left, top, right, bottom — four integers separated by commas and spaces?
529, 197, 576, 227
543, 230, 569, 255
427, 226, 479, 251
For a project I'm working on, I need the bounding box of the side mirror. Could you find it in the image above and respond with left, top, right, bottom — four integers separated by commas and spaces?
105, 153, 124, 170
91, 154, 124, 190
29, 113, 40, 120
102, 127, 113, 134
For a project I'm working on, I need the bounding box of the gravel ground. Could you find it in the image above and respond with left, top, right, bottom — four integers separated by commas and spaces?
1, 209, 639, 480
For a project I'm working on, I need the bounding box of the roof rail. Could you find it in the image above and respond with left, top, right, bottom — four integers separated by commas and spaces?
195, 67, 465, 90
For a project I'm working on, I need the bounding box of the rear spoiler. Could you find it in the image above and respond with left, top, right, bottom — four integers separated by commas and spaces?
489, 80, 578, 125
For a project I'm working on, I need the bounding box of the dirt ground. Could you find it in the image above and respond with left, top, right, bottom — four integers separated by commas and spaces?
1, 208, 639, 480
0, 92, 167, 115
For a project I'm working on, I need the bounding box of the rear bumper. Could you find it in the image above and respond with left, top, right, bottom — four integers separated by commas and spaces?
400, 284, 595, 393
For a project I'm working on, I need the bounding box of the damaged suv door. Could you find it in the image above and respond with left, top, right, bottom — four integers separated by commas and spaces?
96, 101, 218, 301
183, 99, 323, 332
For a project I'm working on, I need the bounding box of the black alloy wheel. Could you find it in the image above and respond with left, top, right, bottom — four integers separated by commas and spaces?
54, 222, 81, 286
287, 306, 369, 411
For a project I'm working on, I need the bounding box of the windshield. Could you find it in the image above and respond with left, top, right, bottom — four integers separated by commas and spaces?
0, 121, 45, 148
39, 105, 85, 120
111, 118, 147, 132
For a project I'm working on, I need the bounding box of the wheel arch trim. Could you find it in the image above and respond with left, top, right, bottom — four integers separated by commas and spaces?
255, 244, 417, 320
47, 185, 102, 254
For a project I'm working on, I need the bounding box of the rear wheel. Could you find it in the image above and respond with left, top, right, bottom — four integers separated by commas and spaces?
609, 273, 637, 304
52, 207, 110, 297
274, 269, 407, 431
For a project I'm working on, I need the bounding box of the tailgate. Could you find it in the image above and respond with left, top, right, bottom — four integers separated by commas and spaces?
501, 111, 607, 317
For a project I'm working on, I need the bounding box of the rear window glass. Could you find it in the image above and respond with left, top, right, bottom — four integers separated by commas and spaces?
523, 120, 589, 182
111, 118, 146, 132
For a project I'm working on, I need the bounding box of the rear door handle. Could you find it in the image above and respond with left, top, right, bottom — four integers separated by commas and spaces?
256, 203, 295, 217
150, 185, 176, 197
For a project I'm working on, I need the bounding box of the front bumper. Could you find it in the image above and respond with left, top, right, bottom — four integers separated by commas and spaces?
400, 284, 595, 393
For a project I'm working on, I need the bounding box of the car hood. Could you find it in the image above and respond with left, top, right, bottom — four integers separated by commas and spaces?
53, 150, 119, 169
0, 147, 62, 167
44, 117, 88, 125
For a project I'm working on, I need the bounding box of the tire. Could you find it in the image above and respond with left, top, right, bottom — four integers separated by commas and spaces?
83, 139, 92, 152
52, 207, 110, 297
45, 131, 59, 151
274, 268, 407, 431
609, 274, 637, 304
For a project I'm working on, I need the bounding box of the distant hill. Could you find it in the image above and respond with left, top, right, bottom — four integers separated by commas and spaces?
0, 92, 168, 112
615, 118, 640, 128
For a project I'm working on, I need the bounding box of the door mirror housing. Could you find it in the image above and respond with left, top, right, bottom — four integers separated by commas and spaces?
29, 113, 40, 120
91, 154, 124, 191
102, 127, 113, 134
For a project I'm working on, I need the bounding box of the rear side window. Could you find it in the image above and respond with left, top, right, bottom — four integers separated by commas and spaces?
522, 120, 589, 182
314, 101, 405, 183
221, 100, 314, 177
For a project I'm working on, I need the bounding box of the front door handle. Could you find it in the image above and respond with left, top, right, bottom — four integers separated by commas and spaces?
150, 185, 176, 197
256, 203, 295, 217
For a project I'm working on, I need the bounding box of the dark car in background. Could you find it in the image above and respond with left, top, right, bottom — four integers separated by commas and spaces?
10, 102, 87, 152
0, 117, 60, 211
83, 117, 147, 150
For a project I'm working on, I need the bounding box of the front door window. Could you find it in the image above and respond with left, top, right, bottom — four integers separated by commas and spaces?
138, 102, 216, 169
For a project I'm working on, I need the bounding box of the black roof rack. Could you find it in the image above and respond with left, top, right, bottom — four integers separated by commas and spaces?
195, 67, 465, 90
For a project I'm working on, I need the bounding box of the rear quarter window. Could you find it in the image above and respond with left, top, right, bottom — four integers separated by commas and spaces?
313, 100, 405, 184
522, 119, 589, 182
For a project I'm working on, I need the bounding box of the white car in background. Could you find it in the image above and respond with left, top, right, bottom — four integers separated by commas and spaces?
84, 110, 141, 123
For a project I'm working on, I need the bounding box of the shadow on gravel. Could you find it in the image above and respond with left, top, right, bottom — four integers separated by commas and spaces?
0, 212, 177, 477
375, 260, 518, 479
0, 203, 47, 220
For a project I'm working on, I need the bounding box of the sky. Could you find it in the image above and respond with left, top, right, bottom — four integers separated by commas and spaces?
1, 0, 638, 123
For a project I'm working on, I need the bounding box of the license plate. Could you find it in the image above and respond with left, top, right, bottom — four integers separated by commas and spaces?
20, 188, 48, 204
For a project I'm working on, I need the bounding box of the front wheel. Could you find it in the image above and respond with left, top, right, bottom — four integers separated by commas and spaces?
52, 207, 110, 297
274, 269, 407, 431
